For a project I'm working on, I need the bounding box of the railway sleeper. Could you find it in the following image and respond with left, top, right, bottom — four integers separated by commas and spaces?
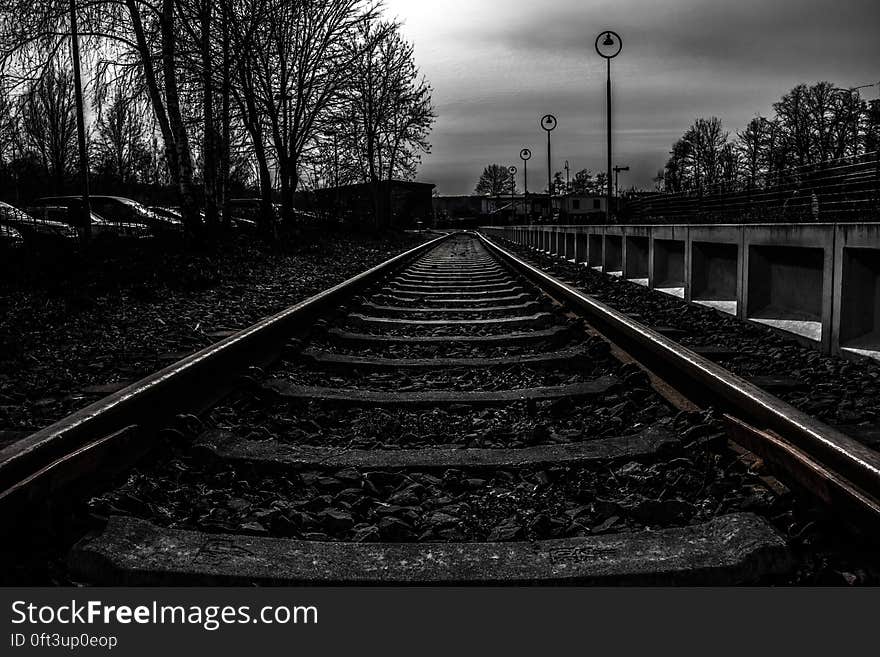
327, 324, 579, 348
380, 286, 525, 298
406, 266, 505, 275
69, 513, 792, 586
394, 273, 511, 284
389, 281, 521, 293
262, 376, 619, 407
195, 425, 682, 470
404, 270, 506, 280
397, 268, 508, 278
344, 312, 554, 332
356, 301, 544, 317
295, 345, 591, 370
374, 292, 534, 306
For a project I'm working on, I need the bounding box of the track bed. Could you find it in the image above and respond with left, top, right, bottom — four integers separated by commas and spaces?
4, 233, 878, 585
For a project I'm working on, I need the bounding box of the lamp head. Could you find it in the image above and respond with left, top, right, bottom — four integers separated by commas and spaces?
595, 30, 622, 58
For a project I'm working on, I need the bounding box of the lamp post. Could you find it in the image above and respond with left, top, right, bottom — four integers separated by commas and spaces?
508, 165, 517, 222
596, 30, 622, 223
70, 0, 91, 240
540, 114, 557, 219
520, 148, 531, 222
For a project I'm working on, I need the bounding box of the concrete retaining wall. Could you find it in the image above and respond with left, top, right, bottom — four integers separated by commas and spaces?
483, 223, 880, 361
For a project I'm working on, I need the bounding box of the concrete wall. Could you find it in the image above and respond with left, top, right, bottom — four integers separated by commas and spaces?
687, 225, 743, 313
692, 242, 738, 301
742, 225, 834, 350
605, 234, 623, 273
625, 235, 649, 281
832, 224, 880, 360
588, 231, 604, 267
481, 223, 880, 361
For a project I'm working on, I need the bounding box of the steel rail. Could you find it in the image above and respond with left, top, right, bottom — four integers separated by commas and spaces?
477, 231, 880, 525
0, 233, 451, 519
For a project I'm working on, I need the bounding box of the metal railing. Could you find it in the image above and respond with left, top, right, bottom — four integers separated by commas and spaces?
624, 151, 880, 224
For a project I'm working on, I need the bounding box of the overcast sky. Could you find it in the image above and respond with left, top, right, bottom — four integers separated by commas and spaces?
383, 0, 880, 195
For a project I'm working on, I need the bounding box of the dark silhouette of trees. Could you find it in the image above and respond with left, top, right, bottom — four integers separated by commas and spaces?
18, 64, 78, 194
661, 81, 878, 194
474, 164, 514, 197
0, 0, 435, 235
92, 87, 152, 185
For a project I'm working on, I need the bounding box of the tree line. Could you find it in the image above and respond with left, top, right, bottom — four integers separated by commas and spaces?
658, 81, 880, 194
0, 0, 435, 234
475, 164, 608, 197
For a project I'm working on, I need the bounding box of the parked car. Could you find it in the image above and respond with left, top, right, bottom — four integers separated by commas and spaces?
0, 201, 79, 242
26, 205, 151, 241
39, 196, 183, 236
229, 199, 278, 225
152, 205, 259, 233
148, 206, 184, 223
0, 224, 24, 250
228, 199, 318, 226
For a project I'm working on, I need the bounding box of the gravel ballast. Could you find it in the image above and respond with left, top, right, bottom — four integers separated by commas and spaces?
0, 230, 429, 437
497, 237, 880, 448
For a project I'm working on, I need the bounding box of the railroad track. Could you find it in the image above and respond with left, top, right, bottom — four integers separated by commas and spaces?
2, 231, 878, 585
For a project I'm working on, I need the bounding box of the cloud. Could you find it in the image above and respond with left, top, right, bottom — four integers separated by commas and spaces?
386, 0, 880, 194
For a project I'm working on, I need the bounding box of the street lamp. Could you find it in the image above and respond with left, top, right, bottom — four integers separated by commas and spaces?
596, 30, 622, 223
520, 148, 532, 222
508, 165, 517, 222
540, 114, 557, 219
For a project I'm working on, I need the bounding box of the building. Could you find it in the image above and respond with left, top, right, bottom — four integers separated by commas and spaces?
315, 180, 435, 227
560, 195, 608, 220
433, 195, 483, 223
433, 194, 552, 225
481, 195, 550, 221
433, 192, 609, 226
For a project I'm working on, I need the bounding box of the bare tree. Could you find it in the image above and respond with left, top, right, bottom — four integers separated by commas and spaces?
18, 63, 78, 192
92, 85, 151, 184
0, 0, 435, 233
343, 18, 435, 223
474, 164, 513, 197
772, 82, 853, 167
231, 0, 375, 224
737, 117, 769, 191
570, 168, 594, 195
